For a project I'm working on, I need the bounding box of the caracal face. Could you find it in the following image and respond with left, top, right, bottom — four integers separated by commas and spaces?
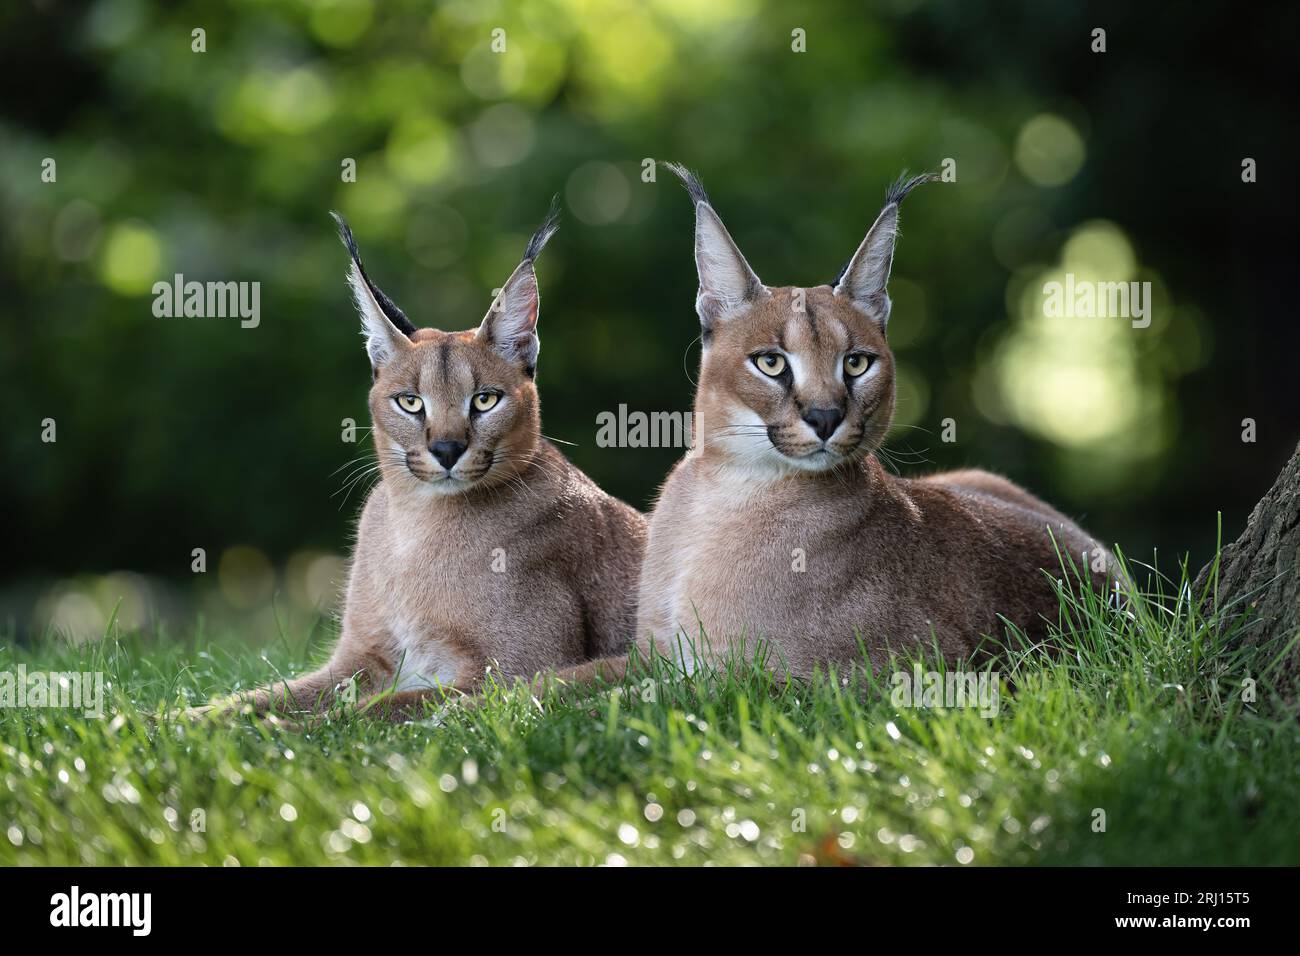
695, 284, 896, 477
368, 328, 542, 499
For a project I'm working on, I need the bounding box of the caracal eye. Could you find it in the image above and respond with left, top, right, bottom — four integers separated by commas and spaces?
395, 394, 424, 414
472, 391, 500, 412
844, 353, 873, 377
754, 353, 787, 377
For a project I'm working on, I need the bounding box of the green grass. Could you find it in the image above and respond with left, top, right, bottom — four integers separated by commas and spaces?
2, 551, 1297, 866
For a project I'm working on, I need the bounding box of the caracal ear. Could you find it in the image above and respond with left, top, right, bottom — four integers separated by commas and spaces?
330, 212, 417, 371
662, 161, 768, 338
475, 198, 560, 377
832, 171, 935, 332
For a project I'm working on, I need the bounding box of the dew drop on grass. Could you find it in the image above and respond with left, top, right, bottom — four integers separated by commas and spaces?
340, 819, 371, 843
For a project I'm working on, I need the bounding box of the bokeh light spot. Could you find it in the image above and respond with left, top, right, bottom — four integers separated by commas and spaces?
218, 546, 275, 609
309, 0, 374, 48
98, 221, 161, 295
467, 104, 536, 169
566, 161, 630, 225
1014, 114, 1085, 187
386, 112, 455, 185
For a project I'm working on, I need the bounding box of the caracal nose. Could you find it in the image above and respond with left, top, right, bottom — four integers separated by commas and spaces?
802, 407, 844, 442
429, 439, 467, 470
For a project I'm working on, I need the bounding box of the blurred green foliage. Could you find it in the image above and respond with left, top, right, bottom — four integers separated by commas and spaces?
1, 0, 1296, 633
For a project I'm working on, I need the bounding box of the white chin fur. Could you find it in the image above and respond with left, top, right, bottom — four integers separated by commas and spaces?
419, 475, 472, 496
780, 449, 842, 472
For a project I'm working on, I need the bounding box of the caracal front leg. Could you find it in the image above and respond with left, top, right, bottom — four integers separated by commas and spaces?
355, 641, 674, 723
184, 638, 396, 720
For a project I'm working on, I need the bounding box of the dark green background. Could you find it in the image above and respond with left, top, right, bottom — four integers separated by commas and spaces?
2, 0, 1296, 635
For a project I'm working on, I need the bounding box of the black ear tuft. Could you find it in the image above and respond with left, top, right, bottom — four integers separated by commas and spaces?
328, 211, 418, 338
883, 170, 938, 209
661, 161, 711, 208
522, 195, 561, 263
830, 171, 936, 288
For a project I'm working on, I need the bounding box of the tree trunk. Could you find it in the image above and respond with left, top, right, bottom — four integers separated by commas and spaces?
1192, 440, 1300, 706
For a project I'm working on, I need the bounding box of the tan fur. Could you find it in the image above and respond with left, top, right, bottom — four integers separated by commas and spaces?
193, 213, 645, 720
632, 172, 1117, 679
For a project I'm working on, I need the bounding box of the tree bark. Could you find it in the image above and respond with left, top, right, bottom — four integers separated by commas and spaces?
1192, 440, 1300, 705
